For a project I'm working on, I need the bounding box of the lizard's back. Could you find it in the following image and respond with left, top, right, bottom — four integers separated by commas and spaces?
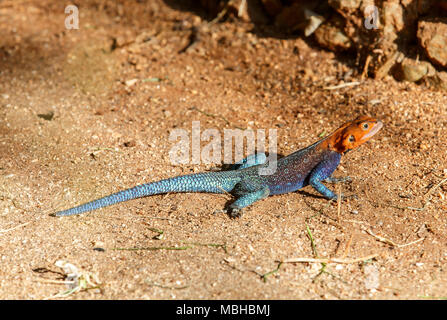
242, 141, 340, 195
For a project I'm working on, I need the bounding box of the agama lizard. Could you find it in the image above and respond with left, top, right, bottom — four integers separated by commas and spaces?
54, 116, 382, 218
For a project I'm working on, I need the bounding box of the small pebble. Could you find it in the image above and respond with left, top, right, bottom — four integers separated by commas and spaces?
125, 79, 138, 87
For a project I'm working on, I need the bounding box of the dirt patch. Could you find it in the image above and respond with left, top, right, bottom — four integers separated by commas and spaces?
0, 0, 446, 299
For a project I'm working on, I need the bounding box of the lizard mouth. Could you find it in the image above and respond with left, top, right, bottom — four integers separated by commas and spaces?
361, 120, 383, 141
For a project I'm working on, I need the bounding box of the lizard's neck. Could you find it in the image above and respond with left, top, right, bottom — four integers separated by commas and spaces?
316, 128, 346, 154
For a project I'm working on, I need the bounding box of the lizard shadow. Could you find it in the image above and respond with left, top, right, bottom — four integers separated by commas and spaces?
295, 190, 328, 200
219, 189, 326, 219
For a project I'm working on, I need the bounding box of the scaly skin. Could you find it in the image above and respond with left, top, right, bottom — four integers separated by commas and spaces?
54, 116, 383, 217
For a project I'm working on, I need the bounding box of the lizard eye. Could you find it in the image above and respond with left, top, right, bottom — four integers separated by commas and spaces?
349, 135, 355, 142
362, 123, 369, 130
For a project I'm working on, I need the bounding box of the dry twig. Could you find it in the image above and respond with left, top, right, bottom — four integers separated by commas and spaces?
281, 253, 378, 264
363, 228, 425, 248
324, 81, 361, 90
0, 222, 30, 234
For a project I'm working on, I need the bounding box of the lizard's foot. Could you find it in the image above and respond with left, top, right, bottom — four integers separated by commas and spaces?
332, 193, 358, 201
229, 208, 244, 218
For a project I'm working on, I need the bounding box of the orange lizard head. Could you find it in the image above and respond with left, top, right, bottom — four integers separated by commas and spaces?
326, 116, 383, 154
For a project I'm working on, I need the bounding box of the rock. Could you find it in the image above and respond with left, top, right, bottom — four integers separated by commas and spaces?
383, 1, 404, 36
436, 71, 447, 90
303, 9, 325, 37
427, 71, 447, 91
396, 59, 434, 82
125, 79, 138, 87
418, 19, 447, 68
328, 0, 362, 11
314, 16, 352, 51
123, 140, 136, 147
37, 111, 55, 121
226, 0, 250, 22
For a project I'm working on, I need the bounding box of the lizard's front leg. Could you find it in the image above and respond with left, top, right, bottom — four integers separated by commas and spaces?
309, 176, 337, 199
308, 152, 341, 200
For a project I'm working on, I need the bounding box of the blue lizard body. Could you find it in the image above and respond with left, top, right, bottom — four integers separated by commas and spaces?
54, 116, 382, 217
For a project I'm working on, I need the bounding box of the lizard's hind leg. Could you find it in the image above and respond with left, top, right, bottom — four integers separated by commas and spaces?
229, 186, 270, 218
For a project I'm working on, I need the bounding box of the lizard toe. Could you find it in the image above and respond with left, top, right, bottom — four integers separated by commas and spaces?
212, 209, 226, 215
333, 193, 358, 201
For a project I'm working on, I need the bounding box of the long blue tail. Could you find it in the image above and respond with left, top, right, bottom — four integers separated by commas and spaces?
54, 171, 240, 216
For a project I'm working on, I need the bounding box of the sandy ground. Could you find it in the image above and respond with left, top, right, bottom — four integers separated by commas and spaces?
0, 0, 446, 299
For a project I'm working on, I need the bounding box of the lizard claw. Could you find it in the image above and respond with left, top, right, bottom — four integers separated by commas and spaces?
325, 176, 352, 184
229, 208, 244, 218
213, 208, 243, 218
333, 193, 357, 201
